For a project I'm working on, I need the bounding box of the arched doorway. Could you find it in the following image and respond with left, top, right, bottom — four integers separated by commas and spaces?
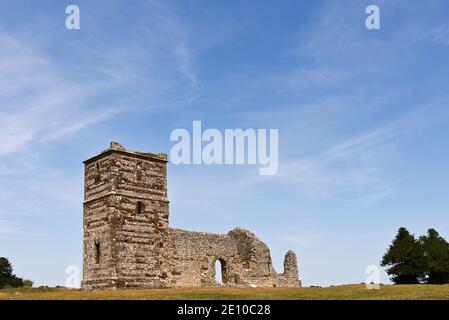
214, 258, 227, 284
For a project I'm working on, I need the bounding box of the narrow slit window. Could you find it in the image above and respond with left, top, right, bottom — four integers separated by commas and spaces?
136, 162, 143, 181
95, 242, 101, 264
136, 201, 144, 214
94, 162, 101, 184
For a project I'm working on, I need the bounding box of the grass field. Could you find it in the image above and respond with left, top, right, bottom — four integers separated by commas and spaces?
1, 284, 449, 300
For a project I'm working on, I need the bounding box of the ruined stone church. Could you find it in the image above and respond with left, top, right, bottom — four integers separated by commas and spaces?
82, 142, 301, 290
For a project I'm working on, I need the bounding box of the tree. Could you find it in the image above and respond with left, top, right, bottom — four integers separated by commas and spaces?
23, 279, 34, 288
0, 257, 14, 288
0, 257, 25, 288
7, 276, 24, 288
419, 229, 449, 284
381, 227, 426, 284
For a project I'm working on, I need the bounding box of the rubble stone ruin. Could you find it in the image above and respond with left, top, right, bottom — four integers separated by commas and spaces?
82, 142, 301, 290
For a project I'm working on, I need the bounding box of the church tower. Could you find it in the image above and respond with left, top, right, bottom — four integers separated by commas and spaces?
82, 142, 169, 290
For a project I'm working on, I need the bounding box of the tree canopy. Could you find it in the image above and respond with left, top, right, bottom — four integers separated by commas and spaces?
0, 257, 25, 288
382, 227, 449, 284
419, 229, 449, 284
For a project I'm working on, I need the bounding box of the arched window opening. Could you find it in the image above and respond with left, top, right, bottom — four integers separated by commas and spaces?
215, 259, 226, 284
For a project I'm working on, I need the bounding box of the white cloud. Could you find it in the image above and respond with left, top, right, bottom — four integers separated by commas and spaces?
0, 33, 123, 156
0, 1, 201, 157
217, 1, 443, 204
272, 105, 431, 203
0, 1, 206, 239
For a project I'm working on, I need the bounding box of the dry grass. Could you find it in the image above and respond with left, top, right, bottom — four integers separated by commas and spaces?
1, 284, 449, 300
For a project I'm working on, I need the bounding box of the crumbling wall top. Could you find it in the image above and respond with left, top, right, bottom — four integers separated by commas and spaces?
83, 141, 168, 164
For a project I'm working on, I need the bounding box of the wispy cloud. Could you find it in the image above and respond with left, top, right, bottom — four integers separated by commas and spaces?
0, 33, 125, 156
272, 105, 430, 203
209, 1, 449, 204
0, 0, 201, 158
142, 1, 197, 84
0, 0, 205, 241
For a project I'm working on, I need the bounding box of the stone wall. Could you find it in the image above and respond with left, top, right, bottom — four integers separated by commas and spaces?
82, 142, 301, 290
162, 227, 300, 288
83, 142, 169, 289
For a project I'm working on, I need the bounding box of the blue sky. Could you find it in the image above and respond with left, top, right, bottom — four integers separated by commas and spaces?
1, 0, 449, 287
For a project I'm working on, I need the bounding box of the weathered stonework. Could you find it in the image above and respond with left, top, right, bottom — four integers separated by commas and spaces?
82, 142, 301, 290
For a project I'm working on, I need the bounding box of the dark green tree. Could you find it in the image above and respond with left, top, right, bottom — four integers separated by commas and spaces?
7, 276, 24, 288
381, 227, 426, 284
0, 257, 14, 288
0, 257, 25, 288
419, 229, 449, 284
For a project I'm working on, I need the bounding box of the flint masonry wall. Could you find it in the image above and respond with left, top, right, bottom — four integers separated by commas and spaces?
162, 228, 300, 287
83, 142, 169, 289
82, 142, 301, 290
